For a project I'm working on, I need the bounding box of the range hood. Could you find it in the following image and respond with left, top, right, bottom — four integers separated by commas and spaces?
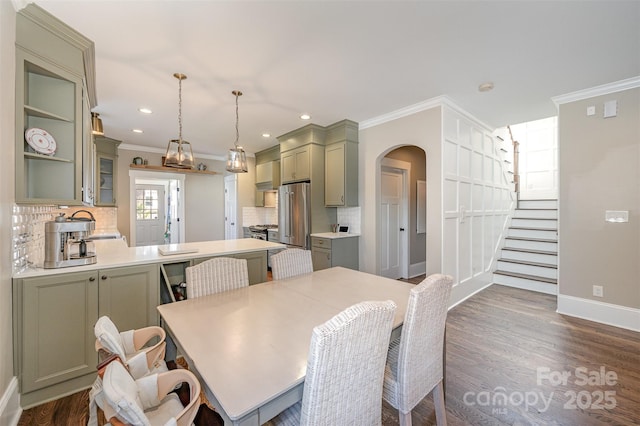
256, 160, 280, 191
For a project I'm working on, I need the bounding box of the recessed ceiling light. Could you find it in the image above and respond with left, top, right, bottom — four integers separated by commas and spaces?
138, 107, 152, 114
262, 133, 271, 138
478, 82, 494, 92
132, 129, 143, 133
300, 114, 311, 120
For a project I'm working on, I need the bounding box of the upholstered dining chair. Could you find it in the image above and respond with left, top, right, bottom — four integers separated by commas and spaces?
100, 359, 201, 426
270, 248, 314, 280
382, 273, 453, 426
185, 257, 249, 298
270, 300, 397, 426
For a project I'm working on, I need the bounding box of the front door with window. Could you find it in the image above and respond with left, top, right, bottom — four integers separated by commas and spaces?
135, 184, 166, 246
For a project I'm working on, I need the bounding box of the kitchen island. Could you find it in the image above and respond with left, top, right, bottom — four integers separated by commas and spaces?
12, 238, 284, 408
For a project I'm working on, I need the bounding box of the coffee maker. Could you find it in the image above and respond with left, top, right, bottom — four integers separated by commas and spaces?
44, 211, 97, 268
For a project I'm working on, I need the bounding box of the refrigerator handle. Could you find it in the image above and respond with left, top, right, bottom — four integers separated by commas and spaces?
302, 187, 310, 249
288, 191, 294, 238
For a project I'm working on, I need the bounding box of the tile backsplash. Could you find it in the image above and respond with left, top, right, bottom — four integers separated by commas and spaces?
337, 207, 361, 234
11, 205, 118, 273
242, 206, 278, 227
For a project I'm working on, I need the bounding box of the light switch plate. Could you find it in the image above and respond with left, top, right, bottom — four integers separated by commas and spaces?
587, 106, 596, 116
603, 100, 617, 118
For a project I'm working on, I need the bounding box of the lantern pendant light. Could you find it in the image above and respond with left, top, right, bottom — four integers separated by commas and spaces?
164, 73, 195, 169
226, 90, 248, 173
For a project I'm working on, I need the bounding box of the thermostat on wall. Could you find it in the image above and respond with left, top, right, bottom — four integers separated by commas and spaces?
338, 225, 350, 233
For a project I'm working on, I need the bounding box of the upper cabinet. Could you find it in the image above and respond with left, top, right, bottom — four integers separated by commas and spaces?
94, 136, 121, 206
278, 124, 326, 185
15, 5, 96, 205
324, 120, 358, 207
255, 145, 281, 191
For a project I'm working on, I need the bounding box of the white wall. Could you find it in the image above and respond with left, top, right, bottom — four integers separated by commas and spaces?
184, 173, 225, 242
0, 2, 19, 423
359, 99, 515, 307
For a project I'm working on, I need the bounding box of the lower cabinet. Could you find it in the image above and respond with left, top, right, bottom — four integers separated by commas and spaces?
13, 264, 158, 407
311, 236, 359, 271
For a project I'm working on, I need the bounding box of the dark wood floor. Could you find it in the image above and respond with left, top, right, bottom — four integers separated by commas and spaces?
18, 284, 640, 426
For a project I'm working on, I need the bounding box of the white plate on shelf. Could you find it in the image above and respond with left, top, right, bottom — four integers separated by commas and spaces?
25, 127, 57, 155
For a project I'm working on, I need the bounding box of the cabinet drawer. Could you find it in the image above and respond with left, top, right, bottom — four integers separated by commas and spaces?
311, 237, 331, 249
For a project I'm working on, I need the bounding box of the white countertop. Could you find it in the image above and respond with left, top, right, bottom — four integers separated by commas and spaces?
14, 238, 285, 279
310, 232, 360, 239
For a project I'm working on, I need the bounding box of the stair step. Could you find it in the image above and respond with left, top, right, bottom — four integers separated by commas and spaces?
504, 237, 558, 252
518, 199, 558, 209
511, 218, 557, 229
493, 271, 558, 295
508, 228, 558, 240
496, 259, 557, 279
513, 209, 558, 219
501, 248, 557, 265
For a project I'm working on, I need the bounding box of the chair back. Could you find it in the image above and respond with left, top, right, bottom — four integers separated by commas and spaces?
186, 257, 249, 298
395, 274, 452, 411
300, 300, 396, 425
271, 248, 313, 280
94, 316, 127, 361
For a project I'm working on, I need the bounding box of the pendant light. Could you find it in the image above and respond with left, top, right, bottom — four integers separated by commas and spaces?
164, 73, 195, 169
226, 90, 248, 173
91, 112, 104, 136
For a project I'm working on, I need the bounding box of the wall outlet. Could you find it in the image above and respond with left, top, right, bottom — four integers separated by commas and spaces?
593, 285, 604, 298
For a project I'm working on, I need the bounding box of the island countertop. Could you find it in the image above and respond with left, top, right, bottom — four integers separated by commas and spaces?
13, 238, 285, 279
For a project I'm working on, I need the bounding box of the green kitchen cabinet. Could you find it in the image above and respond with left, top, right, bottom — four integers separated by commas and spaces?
281, 145, 311, 183
14, 271, 98, 405
311, 235, 359, 271
192, 251, 268, 285
15, 5, 96, 205
94, 136, 121, 206
324, 120, 359, 207
13, 264, 159, 408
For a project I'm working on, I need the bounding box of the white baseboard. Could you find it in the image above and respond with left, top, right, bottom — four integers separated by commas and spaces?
0, 377, 21, 426
557, 294, 640, 332
408, 261, 426, 278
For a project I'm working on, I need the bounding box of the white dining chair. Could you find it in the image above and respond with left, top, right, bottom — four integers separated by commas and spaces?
270, 248, 313, 280
382, 273, 453, 426
270, 300, 397, 426
185, 257, 249, 298
99, 359, 201, 426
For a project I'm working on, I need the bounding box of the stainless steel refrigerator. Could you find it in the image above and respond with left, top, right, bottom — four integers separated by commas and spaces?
278, 182, 311, 249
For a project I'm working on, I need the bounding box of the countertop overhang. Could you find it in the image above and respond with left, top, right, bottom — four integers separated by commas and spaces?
14, 239, 285, 279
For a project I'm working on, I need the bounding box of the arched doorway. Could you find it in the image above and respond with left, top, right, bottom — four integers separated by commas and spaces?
378, 145, 427, 279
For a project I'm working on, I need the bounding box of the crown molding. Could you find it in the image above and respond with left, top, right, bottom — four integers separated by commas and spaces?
360, 95, 493, 133
552, 76, 640, 106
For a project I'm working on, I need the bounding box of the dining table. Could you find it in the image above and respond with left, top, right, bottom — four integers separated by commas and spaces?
157, 266, 415, 426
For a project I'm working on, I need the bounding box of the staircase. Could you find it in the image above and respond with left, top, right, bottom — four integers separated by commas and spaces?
494, 199, 558, 294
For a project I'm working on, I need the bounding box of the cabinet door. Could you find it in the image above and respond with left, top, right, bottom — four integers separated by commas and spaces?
325, 143, 346, 206
20, 272, 98, 393
98, 265, 159, 331
312, 247, 332, 271
281, 151, 296, 183
294, 147, 310, 181
96, 153, 116, 205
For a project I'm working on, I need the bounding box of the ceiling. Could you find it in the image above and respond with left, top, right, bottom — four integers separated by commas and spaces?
33, 0, 640, 159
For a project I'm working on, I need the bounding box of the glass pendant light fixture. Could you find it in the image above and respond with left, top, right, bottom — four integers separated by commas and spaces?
226, 90, 248, 173
164, 73, 195, 169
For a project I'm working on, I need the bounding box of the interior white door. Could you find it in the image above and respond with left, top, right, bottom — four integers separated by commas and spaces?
380, 168, 403, 279
135, 184, 166, 246
224, 175, 238, 240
